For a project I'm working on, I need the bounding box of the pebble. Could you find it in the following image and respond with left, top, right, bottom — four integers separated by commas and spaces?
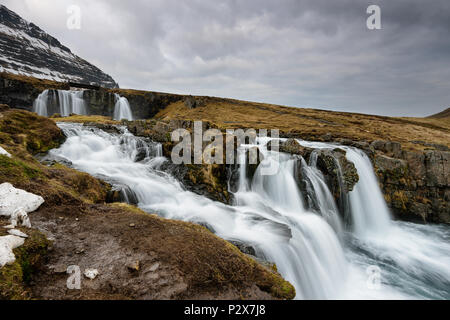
84, 269, 99, 280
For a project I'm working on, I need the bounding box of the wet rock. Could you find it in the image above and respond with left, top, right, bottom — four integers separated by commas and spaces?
315, 149, 359, 200
106, 185, 139, 205
230, 240, 257, 257
267, 139, 312, 158
246, 146, 264, 181
84, 122, 121, 134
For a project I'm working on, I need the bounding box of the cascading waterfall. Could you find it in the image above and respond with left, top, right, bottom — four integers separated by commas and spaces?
33, 89, 87, 117
343, 147, 391, 237
48, 124, 450, 300
32, 89, 49, 117
113, 94, 133, 121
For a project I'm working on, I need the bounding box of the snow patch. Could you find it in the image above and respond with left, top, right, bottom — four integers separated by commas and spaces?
8, 229, 28, 238
0, 235, 25, 267
0, 183, 44, 227
0, 146, 11, 157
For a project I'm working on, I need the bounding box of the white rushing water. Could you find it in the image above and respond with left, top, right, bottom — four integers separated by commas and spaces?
49, 123, 450, 300
113, 94, 133, 121
33, 89, 87, 117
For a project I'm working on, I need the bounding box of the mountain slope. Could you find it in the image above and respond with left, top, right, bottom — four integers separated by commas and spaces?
0, 5, 117, 88
429, 108, 450, 119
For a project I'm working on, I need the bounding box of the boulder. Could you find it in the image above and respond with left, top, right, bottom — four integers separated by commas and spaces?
267, 139, 312, 158
315, 148, 359, 200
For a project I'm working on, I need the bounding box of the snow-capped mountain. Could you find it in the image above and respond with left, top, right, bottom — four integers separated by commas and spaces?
0, 5, 118, 88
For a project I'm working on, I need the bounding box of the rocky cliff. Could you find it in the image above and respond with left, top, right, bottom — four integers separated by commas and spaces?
0, 5, 117, 88
371, 141, 449, 224
0, 72, 184, 119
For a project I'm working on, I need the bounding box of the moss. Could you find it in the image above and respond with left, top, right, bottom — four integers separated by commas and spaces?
0, 155, 43, 183
0, 110, 66, 154
0, 229, 50, 300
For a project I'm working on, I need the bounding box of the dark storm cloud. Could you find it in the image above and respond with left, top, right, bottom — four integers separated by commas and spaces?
2, 0, 450, 116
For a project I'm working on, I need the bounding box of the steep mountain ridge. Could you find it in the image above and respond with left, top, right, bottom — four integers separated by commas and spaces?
0, 5, 117, 88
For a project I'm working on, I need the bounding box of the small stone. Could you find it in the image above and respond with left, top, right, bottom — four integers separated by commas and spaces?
75, 248, 85, 254
75, 218, 79, 221
51, 265, 67, 274
84, 269, 99, 280
149, 262, 160, 272
129, 223, 136, 228
126, 260, 140, 272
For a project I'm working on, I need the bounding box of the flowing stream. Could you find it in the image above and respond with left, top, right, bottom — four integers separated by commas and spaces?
48, 123, 450, 300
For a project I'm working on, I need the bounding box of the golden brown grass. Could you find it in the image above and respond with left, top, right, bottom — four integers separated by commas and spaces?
50, 114, 120, 125
156, 97, 450, 151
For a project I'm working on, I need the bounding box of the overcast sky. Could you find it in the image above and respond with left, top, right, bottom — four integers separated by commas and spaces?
2, 0, 450, 116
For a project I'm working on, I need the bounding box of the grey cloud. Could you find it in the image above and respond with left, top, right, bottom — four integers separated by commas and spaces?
2, 0, 449, 116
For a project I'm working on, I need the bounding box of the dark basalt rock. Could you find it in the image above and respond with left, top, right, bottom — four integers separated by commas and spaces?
315, 148, 359, 199
267, 138, 313, 158
373, 144, 450, 224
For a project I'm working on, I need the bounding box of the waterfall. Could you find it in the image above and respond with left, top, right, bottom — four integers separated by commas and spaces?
33, 89, 87, 117
33, 90, 50, 117
48, 124, 450, 300
113, 94, 133, 121
343, 148, 391, 237
301, 156, 343, 235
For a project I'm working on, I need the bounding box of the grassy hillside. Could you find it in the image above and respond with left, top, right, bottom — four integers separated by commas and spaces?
156, 97, 450, 151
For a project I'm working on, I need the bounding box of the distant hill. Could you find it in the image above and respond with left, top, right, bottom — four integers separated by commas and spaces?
0, 5, 118, 88
428, 108, 450, 119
